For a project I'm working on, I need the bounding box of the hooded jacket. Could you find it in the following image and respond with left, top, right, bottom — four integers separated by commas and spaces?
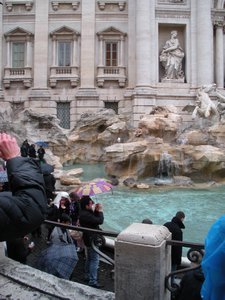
0, 157, 47, 241
164, 216, 185, 265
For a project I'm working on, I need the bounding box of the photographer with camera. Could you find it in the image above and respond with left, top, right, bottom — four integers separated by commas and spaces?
0, 133, 47, 241
79, 196, 104, 288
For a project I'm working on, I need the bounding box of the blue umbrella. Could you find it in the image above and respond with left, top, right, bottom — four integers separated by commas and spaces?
35, 141, 48, 147
0, 170, 8, 183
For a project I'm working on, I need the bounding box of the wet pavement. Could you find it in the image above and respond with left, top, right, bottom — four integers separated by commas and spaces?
26, 225, 115, 293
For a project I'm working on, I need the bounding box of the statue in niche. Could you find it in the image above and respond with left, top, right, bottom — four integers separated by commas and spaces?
160, 30, 185, 81
182, 84, 219, 119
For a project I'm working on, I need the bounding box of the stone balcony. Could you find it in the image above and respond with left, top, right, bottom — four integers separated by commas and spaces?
97, 66, 126, 88
3, 67, 32, 89
49, 66, 79, 88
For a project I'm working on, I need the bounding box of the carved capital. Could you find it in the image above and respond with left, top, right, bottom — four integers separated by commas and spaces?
214, 19, 225, 29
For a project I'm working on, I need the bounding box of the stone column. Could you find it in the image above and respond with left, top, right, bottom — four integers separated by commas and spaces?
215, 20, 224, 88
80, 0, 96, 88
33, 0, 49, 88
115, 223, 171, 300
135, 0, 151, 88
196, 0, 213, 85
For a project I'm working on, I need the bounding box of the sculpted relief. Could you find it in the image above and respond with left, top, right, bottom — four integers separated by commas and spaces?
160, 30, 185, 82
182, 84, 225, 121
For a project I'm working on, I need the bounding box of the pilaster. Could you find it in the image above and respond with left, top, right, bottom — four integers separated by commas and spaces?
135, 0, 152, 88
80, 0, 96, 88
33, 0, 49, 89
196, 0, 213, 85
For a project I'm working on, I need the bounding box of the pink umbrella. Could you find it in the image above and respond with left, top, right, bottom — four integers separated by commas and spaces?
72, 179, 113, 197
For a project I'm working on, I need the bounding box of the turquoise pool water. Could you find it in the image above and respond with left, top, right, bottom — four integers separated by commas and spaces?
65, 163, 225, 244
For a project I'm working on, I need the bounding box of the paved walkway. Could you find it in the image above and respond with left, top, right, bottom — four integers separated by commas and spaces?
26, 225, 115, 293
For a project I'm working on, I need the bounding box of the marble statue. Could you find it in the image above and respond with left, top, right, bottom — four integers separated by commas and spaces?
215, 90, 225, 119
160, 30, 185, 81
183, 84, 218, 119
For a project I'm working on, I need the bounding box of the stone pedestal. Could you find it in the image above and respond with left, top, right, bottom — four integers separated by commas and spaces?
115, 223, 171, 300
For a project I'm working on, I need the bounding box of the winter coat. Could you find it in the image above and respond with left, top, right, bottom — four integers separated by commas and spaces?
79, 209, 104, 247
6, 238, 31, 264
175, 267, 204, 300
43, 173, 56, 200
164, 216, 185, 265
0, 157, 47, 241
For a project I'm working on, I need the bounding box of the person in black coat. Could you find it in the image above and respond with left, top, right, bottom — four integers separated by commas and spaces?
79, 196, 104, 288
28, 144, 37, 158
175, 266, 204, 300
0, 133, 47, 241
164, 211, 185, 270
6, 236, 34, 264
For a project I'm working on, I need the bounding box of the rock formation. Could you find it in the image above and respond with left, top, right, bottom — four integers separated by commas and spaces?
1, 105, 225, 185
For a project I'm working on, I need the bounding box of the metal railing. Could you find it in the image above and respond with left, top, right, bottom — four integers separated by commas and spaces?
44, 220, 119, 266
165, 239, 204, 296
44, 220, 205, 296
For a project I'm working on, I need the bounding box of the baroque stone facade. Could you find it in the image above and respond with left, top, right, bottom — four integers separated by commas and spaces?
0, 0, 224, 128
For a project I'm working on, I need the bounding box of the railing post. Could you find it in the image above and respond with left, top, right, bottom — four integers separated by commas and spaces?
115, 223, 171, 300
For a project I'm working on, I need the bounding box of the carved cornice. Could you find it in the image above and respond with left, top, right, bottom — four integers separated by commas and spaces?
156, 8, 190, 19
97, 1, 126, 11
157, 0, 187, 5
5, 0, 33, 12
51, 1, 80, 11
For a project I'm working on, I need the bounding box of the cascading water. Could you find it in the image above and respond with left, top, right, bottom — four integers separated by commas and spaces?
157, 152, 179, 178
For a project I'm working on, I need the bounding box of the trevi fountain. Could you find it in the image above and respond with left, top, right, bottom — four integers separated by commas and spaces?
1, 84, 225, 243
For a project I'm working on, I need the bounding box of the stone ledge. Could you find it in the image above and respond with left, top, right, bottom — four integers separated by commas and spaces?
0, 256, 115, 300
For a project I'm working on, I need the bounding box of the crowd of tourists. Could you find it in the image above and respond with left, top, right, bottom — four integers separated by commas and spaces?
0, 133, 225, 298
20, 139, 46, 161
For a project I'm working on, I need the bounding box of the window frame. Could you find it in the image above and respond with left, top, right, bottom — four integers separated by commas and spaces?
105, 41, 118, 67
